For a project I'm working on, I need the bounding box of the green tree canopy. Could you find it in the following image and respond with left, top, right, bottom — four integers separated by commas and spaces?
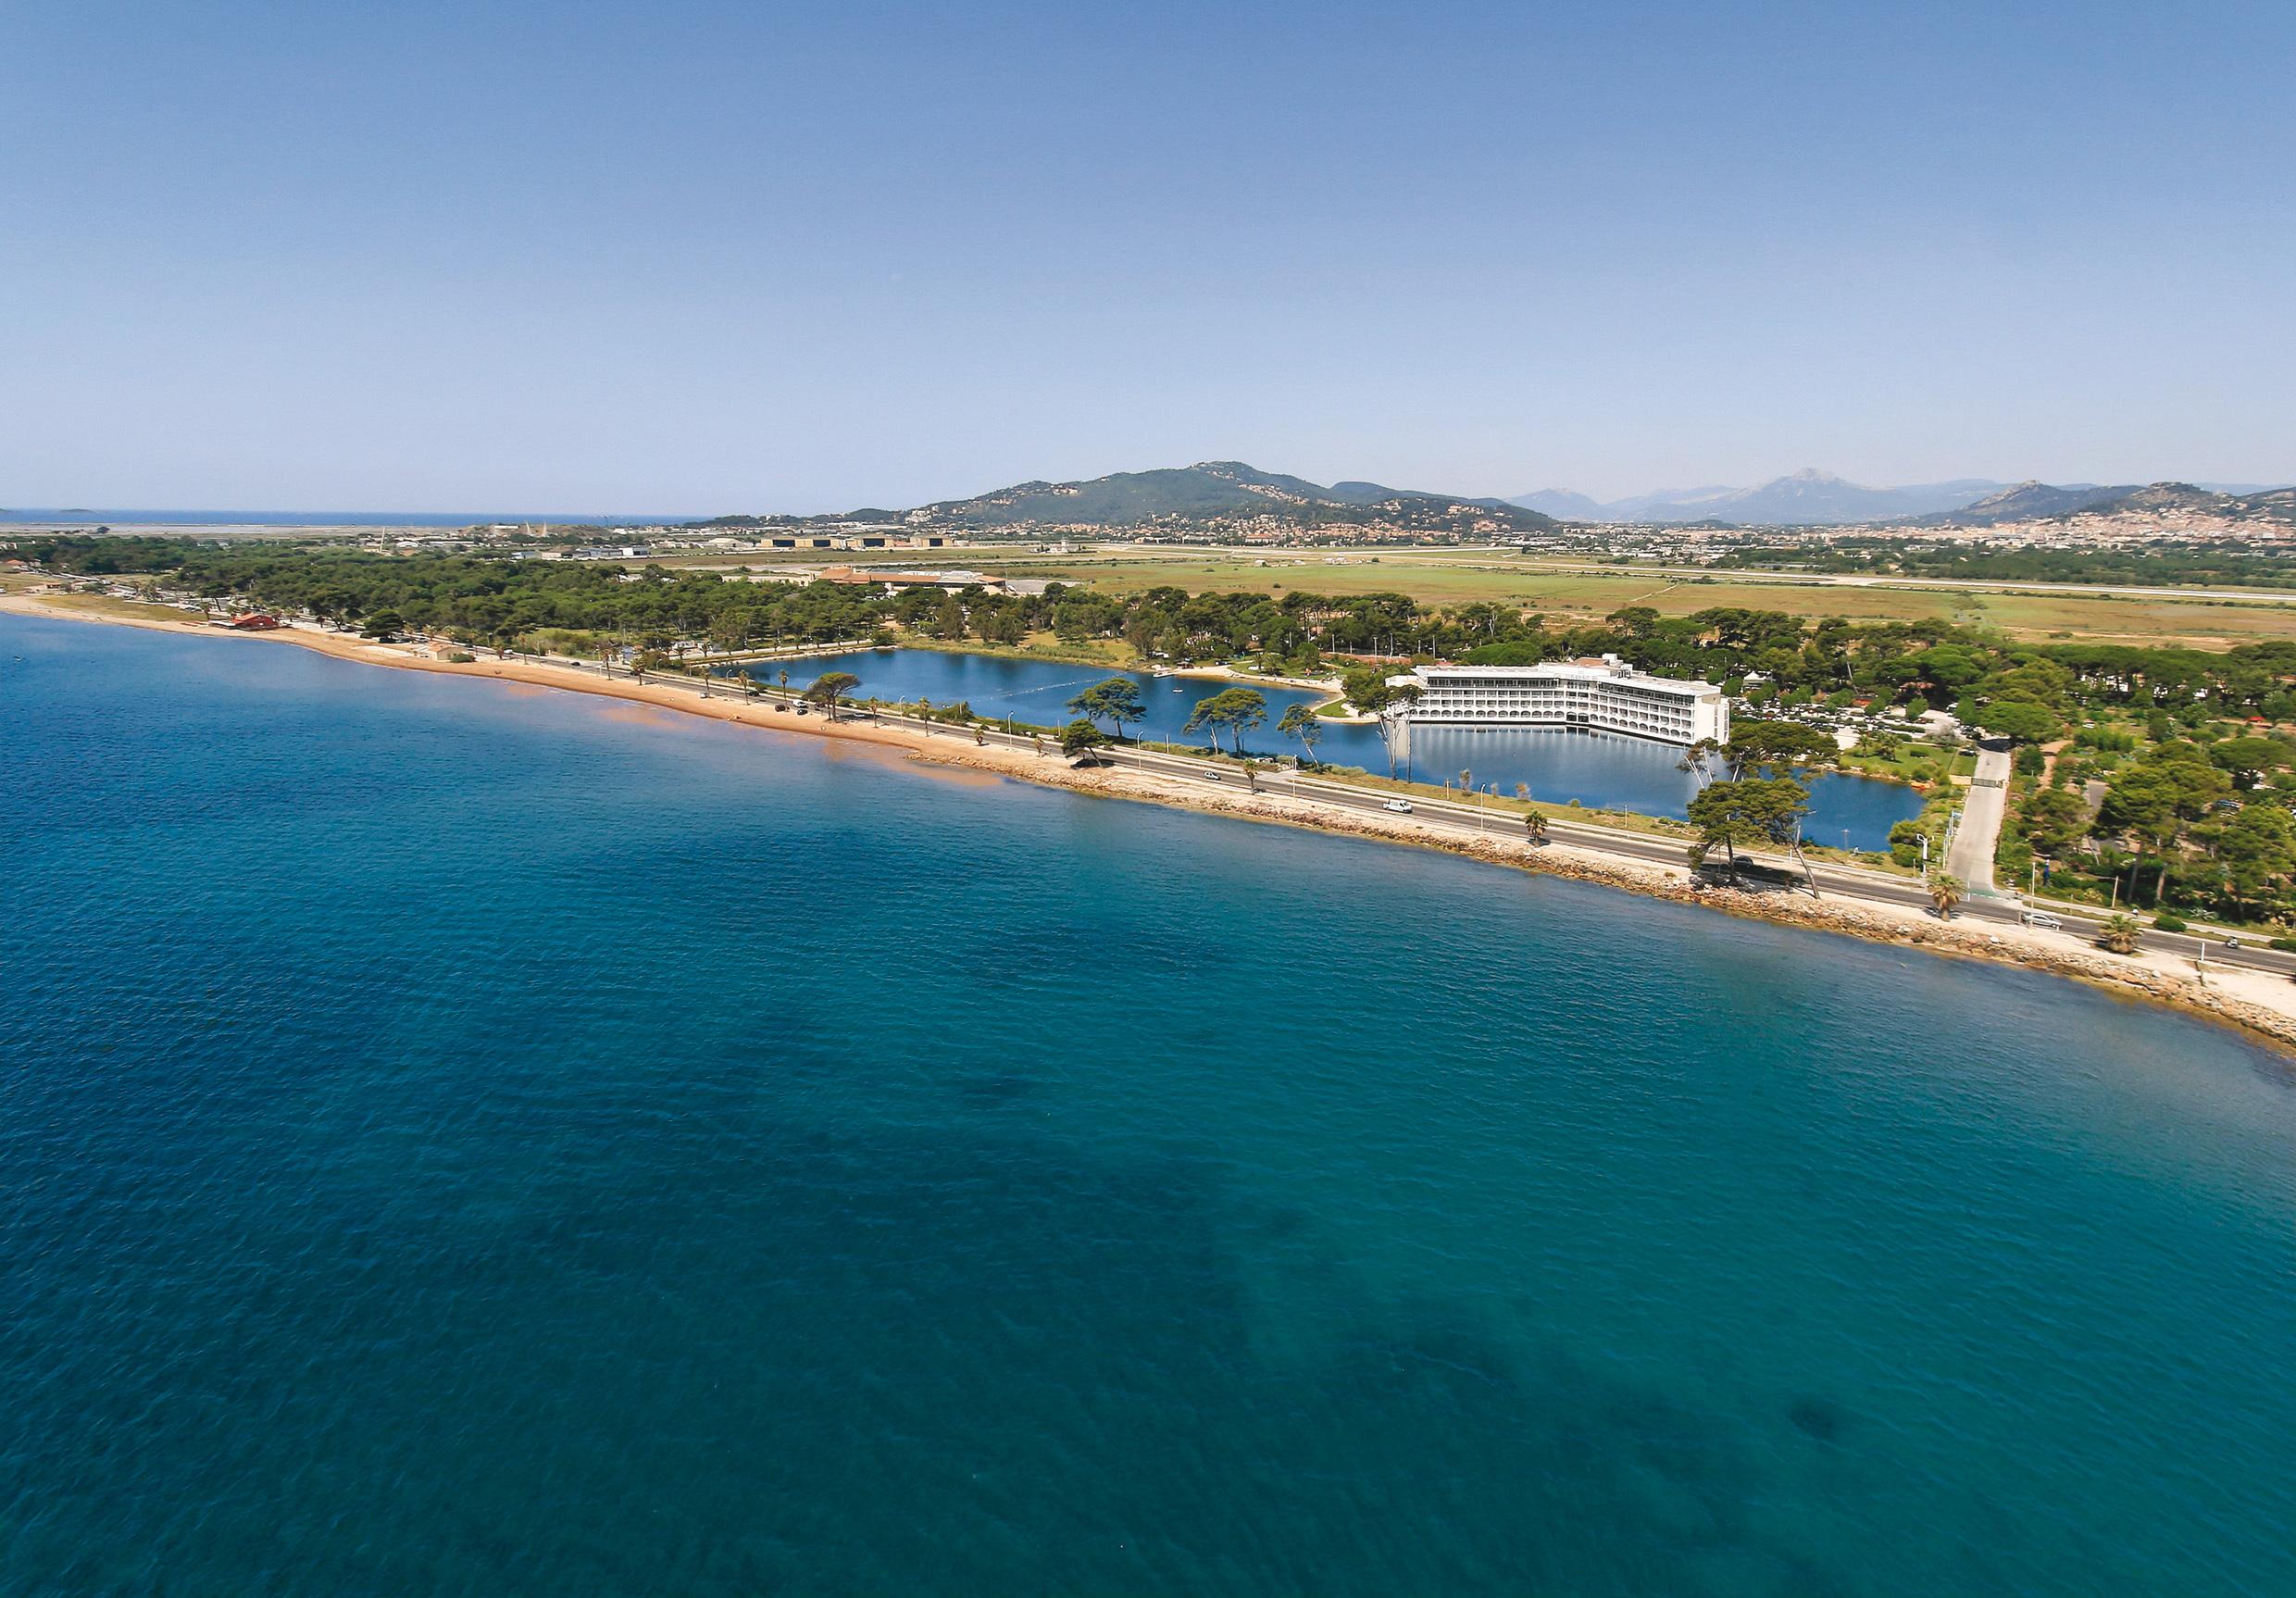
1277, 701, 1325, 763
1725, 719, 1836, 774
1686, 776, 1812, 876
804, 670, 860, 718
1067, 678, 1146, 740
1185, 687, 1269, 755
1966, 696, 2063, 744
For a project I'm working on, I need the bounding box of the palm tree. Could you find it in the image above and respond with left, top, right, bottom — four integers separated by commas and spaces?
1929, 872, 1965, 919
1524, 811, 1548, 845
2099, 913, 2141, 955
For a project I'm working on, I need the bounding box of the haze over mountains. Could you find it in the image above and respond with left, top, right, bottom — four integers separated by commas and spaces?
1510, 468, 2290, 526
1513, 469, 2016, 524
683, 459, 2296, 536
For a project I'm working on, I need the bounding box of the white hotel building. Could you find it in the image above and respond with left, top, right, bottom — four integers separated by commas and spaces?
1391, 655, 1728, 746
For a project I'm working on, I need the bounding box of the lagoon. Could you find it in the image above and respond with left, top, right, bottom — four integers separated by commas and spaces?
749, 647, 1927, 848
8, 613, 2295, 1598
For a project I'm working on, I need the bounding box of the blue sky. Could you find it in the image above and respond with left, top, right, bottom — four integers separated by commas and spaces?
3, 0, 2290, 512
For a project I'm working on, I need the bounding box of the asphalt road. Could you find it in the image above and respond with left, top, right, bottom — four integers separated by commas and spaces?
1088, 742, 2296, 981
1946, 743, 2013, 893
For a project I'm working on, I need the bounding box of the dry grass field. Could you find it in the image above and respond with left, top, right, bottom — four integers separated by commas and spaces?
906, 549, 2296, 647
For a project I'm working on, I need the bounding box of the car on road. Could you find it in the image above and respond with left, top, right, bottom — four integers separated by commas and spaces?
1384, 799, 1414, 813
2022, 910, 2063, 930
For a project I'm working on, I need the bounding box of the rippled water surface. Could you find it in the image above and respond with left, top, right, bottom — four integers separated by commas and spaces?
5, 614, 2294, 1598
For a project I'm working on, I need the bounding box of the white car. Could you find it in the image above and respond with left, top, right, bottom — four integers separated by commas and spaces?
2022, 910, 2063, 930
1384, 799, 1414, 814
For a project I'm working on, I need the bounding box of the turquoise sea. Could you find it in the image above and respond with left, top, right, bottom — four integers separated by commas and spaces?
747, 647, 1926, 848
5, 612, 2295, 1598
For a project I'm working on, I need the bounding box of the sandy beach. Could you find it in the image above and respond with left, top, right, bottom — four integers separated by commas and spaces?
10, 589, 2294, 1054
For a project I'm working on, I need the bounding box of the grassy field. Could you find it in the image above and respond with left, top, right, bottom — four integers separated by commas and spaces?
725, 546, 2296, 649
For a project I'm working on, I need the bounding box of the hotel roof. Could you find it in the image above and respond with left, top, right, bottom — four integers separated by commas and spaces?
1415, 659, 1721, 696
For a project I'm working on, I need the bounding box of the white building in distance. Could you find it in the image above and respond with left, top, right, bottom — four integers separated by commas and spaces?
1391, 655, 1728, 746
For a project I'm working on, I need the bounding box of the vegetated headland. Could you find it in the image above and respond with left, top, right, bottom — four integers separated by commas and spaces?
8, 530, 2296, 1051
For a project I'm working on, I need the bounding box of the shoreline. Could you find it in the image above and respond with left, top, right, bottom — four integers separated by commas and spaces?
891, 636, 1349, 705
9, 590, 2293, 1055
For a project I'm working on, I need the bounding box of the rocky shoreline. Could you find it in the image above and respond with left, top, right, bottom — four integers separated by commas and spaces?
926, 743, 2296, 1058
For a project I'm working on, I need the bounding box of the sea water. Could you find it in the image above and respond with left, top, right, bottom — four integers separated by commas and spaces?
4, 614, 2292, 1597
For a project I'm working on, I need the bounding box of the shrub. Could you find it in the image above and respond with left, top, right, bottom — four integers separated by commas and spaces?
1887, 818, 1927, 868
2152, 912, 2189, 933
444, 650, 476, 663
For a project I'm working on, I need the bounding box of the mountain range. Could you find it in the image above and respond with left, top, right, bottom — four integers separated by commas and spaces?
1929, 481, 2296, 530
1511, 468, 2293, 526
1510, 469, 2013, 525
688, 461, 2295, 536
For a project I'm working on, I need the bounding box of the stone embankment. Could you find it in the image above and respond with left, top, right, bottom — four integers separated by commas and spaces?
934, 745, 2296, 1056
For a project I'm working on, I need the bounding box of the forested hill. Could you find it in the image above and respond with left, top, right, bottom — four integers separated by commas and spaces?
701, 461, 1557, 535
1928, 481, 2296, 530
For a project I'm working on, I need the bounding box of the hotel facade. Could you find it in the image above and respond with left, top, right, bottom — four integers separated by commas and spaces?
1391, 655, 1729, 746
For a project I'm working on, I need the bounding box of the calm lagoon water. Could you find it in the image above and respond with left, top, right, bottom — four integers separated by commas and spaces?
751, 647, 1924, 847
6, 613, 2296, 1597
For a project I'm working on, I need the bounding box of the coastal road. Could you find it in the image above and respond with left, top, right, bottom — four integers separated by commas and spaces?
1096, 744, 2296, 981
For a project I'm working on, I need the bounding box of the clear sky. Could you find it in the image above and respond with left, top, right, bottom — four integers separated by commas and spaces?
4, 0, 2290, 513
